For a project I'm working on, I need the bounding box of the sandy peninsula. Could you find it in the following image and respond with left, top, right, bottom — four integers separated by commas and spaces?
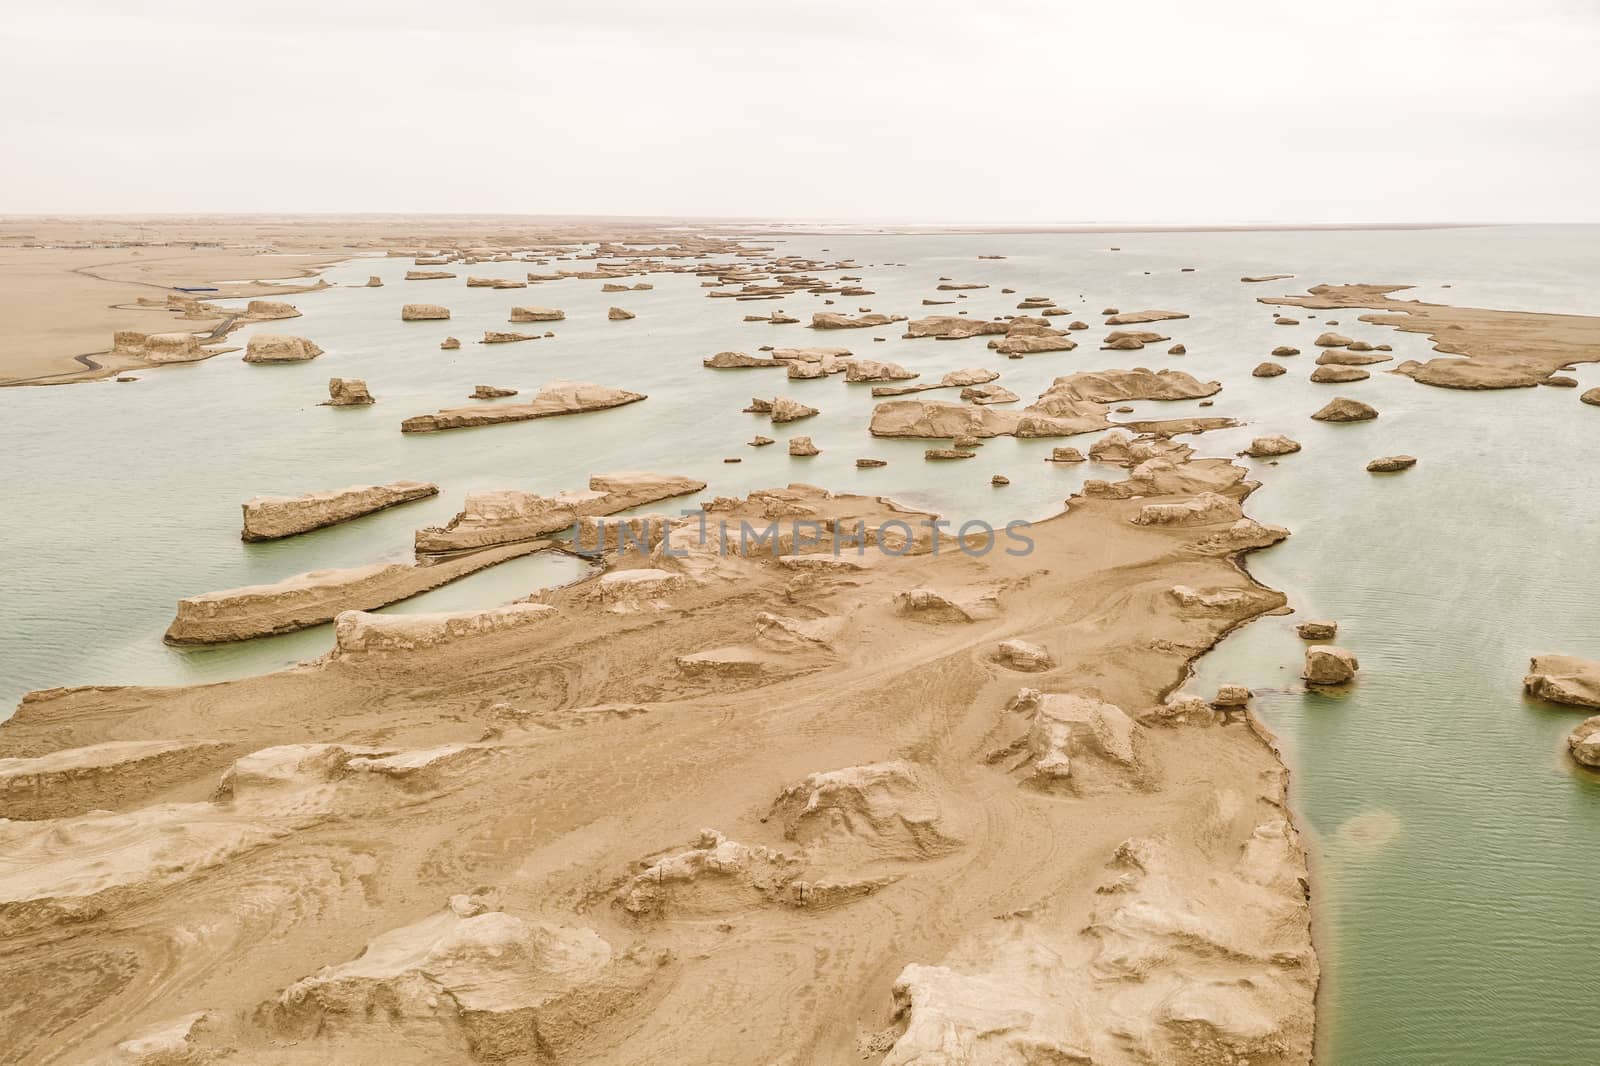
0, 438, 1318, 1064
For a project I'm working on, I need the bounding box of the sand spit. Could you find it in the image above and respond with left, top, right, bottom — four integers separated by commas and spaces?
1262, 283, 1600, 389
0, 451, 1315, 1063
241, 480, 440, 541
401, 380, 646, 433
163, 541, 544, 644
414, 472, 706, 553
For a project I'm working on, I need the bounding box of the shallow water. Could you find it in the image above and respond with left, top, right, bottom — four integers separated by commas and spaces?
3, 224, 1598, 1063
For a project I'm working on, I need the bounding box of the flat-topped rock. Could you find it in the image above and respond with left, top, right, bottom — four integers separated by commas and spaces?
843, 359, 917, 383
903, 315, 1009, 339
788, 436, 819, 456
243, 334, 323, 363
1311, 397, 1378, 422
1524, 654, 1600, 709
1043, 368, 1220, 403
509, 306, 564, 322
401, 303, 451, 321
704, 350, 780, 368
111, 330, 213, 364
242, 481, 438, 541
812, 312, 904, 329
401, 380, 646, 433
1298, 620, 1338, 640
244, 300, 300, 320
415, 472, 705, 553
1104, 309, 1188, 325
165, 543, 537, 644
481, 330, 540, 344
1131, 492, 1244, 527
333, 603, 558, 657
324, 377, 374, 406
404, 270, 455, 280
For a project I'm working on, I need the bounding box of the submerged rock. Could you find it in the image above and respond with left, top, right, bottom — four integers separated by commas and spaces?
1366, 455, 1418, 473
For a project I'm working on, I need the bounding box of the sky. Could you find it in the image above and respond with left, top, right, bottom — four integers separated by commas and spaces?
4, 0, 1598, 223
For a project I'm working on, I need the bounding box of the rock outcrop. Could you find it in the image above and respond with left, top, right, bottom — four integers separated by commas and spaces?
1581, 387, 1600, 407
404, 270, 455, 280
1524, 654, 1600, 709
415, 472, 706, 553
1298, 621, 1338, 640
332, 603, 558, 657
244, 300, 300, 320
1254, 362, 1287, 377
242, 481, 438, 541
1243, 435, 1301, 457
901, 315, 1008, 339
1366, 455, 1417, 472
1310, 365, 1370, 383
811, 312, 904, 329
401, 304, 451, 321
324, 377, 374, 406
1303, 645, 1359, 684
704, 351, 780, 369
788, 436, 819, 456
165, 543, 538, 644
1568, 717, 1600, 768
401, 380, 646, 433
1311, 397, 1378, 422
608, 307, 636, 321
1314, 332, 1355, 347
110, 331, 211, 364
243, 334, 324, 363
509, 306, 565, 322
1131, 492, 1244, 527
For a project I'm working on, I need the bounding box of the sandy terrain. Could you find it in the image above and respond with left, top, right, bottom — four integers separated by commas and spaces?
0, 445, 1318, 1063
1261, 283, 1600, 389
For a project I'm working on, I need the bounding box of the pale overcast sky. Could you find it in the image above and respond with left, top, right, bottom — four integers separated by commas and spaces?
4, 0, 1597, 222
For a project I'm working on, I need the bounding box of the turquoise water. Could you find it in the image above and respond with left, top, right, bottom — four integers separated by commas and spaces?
3, 224, 1599, 1062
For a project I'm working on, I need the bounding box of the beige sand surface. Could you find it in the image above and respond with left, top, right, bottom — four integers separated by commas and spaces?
0, 454, 1318, 1064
